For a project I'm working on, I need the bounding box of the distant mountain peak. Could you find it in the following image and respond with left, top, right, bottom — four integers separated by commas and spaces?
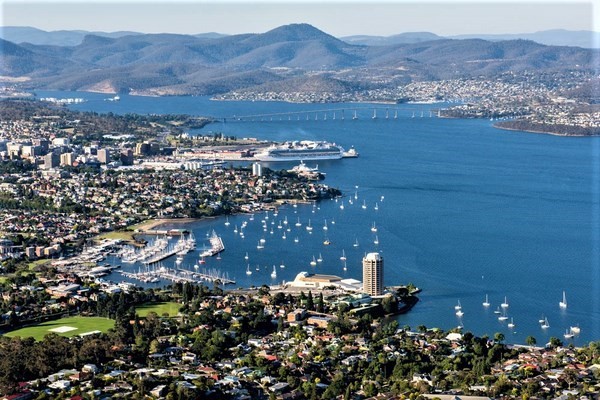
262, 23, 339, 42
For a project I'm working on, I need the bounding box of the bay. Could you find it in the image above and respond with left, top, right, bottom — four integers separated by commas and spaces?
38, 90, 600, 345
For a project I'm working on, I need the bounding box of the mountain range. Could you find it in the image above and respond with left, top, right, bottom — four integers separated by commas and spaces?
1, 23, 598, 96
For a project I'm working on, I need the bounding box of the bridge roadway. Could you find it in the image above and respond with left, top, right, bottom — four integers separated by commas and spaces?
215, 105, 441, 122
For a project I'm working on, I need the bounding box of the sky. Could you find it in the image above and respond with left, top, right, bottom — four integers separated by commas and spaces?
1, 0, 598, 37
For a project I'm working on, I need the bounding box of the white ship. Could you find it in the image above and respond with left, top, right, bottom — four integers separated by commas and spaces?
254, 140, 345, 161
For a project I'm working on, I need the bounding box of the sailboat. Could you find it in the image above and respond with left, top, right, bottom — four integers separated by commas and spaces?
294, 237, 299, 243
508, 318, 515, 329
559, 291, 567, 309
352, 110, 358, 120
310, 256, 317, 266
306, 219, 313, 231
500, 296, 509, 309
246, 264, 252, 275
362, 200, 367, 209
317, 253, 323, 263
541, 317, 550, 329
353, 238, 359, 247
372, 109, 377, 119
323, 219, 328, 230
339, 201, 345, 210
498, 309, 508, 322
374, 203, 379, 211
371, 222, 377, 232
570, 325, 581, 335
454, 300, 462, 311
564, 329, 574, 339
455, 308, 464, 317
340, 250, 347, 261
373, 235, 379, 245
244, 252, 249, 260
295, 217, 302, 227
271, 266, 277, 279
494, 306, 501, 315
280, 261, 285, 269
224, 217, 230, 226
482, 294, 490, 307
256, 241, 264, 249
343, 261, 347, 271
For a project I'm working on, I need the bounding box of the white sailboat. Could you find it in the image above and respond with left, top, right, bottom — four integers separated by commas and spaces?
340, 250, 347, 261
559, 291, 567, 309
564, 329, 574, 339
339, 200, 345, 210
244, 252, 249, 260
353, 238, 359, 247
294, 236, 299, 243
508, 317, 515, 329
271, 266, 277, 279
455, 308, 464, 317
374, 203, 379, 211
374, 235, 379, 245
343, 261, 347, 271
246, 264, 252, 275
570, 325, 581, 335
482, 294, 490, 307
371, 222, 377, 232
541, 317, 550, 329
295, 217, 302, 227
310, 256, 317, 266
455, 300, 462, 311
498, 309, 508, 322
306, 219, 313, 231
317, 253, 323, 263
362, 200, 367, 209
500, 296, 509, 308
352, 110, 358, 120
323, 219, 328, 230
256, 241, 264, 249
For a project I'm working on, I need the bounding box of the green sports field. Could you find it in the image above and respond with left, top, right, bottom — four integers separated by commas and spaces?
135, 302, 181, 317
3, 316, 114, 341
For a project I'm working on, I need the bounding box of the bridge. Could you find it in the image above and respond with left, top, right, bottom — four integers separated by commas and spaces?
215, 106, 442, 123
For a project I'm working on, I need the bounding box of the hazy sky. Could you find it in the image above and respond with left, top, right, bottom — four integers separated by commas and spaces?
1, 0, 597, 36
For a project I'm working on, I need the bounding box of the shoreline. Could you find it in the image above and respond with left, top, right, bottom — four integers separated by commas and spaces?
493, 123, 596, 137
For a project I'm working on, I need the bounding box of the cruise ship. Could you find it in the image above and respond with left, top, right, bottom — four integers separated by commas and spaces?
253, 141, 345, 162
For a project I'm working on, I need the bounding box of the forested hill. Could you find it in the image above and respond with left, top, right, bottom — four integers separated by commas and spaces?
1, 23, 597, 96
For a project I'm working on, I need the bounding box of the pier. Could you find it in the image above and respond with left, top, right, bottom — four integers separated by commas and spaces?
120, 265, 235, 285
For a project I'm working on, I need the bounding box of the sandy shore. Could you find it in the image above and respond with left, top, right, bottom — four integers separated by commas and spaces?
132, 218, 202, 231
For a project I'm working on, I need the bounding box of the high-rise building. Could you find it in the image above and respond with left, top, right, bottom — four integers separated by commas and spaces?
43, 152, 60, 169
362, 252, 384, 296
60, 152, 73, 167
252, 162, 263, 176
97, 148, 110, 164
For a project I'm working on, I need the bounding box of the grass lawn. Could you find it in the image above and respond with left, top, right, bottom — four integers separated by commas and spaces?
3, 316, 114, 341
136, 302, 181, 318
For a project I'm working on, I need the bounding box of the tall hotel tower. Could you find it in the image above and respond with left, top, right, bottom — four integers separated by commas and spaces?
362, 252, 383, 296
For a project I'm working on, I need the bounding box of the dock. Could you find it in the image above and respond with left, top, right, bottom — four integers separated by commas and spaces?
120, 265, 235, 285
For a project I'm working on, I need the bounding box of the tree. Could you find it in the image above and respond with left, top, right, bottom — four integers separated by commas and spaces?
316, 292, 324, 313
549, 337, 563, 349
526, 336, 537, 347
494, 332, 505, 344
306, 291, 314, 311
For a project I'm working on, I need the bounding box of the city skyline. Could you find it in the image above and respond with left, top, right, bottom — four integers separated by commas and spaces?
1, 0, 597, 37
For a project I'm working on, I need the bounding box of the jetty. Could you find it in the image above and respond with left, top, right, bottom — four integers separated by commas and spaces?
120, 265, 234, 285
200, 231, 225, 257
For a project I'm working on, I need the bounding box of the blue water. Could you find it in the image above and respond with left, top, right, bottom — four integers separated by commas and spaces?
38, 91, 600, 345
